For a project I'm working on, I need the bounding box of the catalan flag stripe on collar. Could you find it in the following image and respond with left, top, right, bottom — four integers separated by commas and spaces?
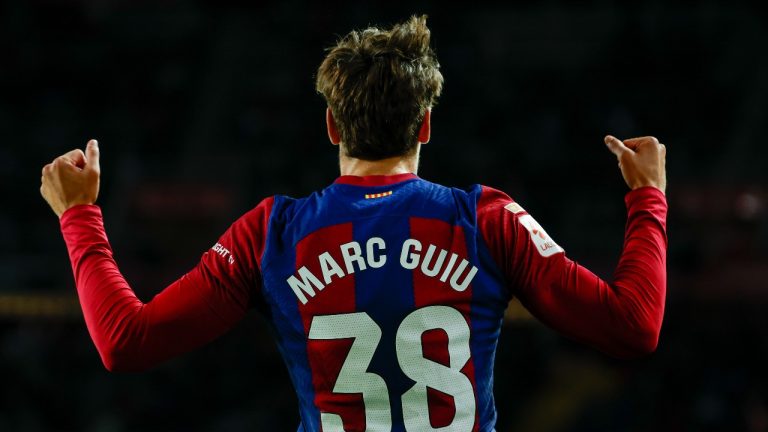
364, 191, 393, 199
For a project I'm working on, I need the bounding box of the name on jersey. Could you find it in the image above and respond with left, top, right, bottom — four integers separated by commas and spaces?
287, 237, 478, 305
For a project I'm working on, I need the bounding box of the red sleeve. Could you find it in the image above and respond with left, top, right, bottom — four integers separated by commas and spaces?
60, 197, 274, 372
477, 186, 667, 358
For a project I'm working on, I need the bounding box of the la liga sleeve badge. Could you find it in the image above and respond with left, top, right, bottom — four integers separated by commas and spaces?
518, 214, 564, 258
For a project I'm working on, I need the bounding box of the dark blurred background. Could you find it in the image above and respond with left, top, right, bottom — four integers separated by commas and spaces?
2, 1, 767, 431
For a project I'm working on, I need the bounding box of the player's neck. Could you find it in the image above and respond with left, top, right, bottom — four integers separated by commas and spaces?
338, 150, 420, 177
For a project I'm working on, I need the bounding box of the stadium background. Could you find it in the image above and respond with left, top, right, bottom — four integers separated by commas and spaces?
2, 1, 767, 431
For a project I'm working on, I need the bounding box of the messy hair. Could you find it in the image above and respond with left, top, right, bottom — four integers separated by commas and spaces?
316, 15, 444, 160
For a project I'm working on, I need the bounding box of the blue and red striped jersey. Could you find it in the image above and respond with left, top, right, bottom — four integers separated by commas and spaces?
261, 173, 508, 431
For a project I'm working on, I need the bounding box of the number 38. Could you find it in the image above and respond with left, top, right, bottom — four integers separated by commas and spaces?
308, 305, 476, 432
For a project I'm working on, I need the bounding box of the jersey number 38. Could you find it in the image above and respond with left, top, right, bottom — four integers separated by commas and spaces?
308, 305, 476, 432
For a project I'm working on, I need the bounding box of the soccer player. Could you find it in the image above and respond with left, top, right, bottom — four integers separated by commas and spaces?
40, 15, 667, 432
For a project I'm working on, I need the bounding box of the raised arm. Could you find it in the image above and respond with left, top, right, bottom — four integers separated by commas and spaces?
477, 136, 668, 358
41, 140, 271, 371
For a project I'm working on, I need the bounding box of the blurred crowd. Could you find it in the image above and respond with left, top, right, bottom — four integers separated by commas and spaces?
1, 1, 766, 431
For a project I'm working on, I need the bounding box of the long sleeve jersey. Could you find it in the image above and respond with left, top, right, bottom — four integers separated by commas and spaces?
60, 173, 667, 432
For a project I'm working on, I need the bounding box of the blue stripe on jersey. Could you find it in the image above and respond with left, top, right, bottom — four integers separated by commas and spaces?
468, 224, 509, 428
352, 214, 413, 432
260, 194, 321, 432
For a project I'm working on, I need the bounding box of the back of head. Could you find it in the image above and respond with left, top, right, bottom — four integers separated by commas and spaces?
316, 15, 444, 161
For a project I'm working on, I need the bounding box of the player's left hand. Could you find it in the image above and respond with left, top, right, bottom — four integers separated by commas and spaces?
41, 139, 101, 218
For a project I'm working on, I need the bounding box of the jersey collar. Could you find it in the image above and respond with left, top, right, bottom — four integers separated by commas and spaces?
334, 173, 419, 187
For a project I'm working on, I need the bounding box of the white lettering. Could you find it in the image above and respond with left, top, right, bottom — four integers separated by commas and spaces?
439, 253, 458, 282
449, 260, 478, 292
400, 239, 422, 270
340, 241, 367, 274
212, 243, 235, 264
287, 236, 480, 304
420, 245, 447, 277
366, 237, 387, 268
318, 252, 345, 284
287, 267, 325, 305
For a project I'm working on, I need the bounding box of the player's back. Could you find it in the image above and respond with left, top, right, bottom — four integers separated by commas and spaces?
259, 173, 510, 432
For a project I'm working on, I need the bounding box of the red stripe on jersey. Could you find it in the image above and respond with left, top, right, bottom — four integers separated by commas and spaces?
295, 223, 363, 431
409, 217, 479, 431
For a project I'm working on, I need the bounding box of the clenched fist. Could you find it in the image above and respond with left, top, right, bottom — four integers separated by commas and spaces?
41, 139, 101, 218
604, 135, 667, 194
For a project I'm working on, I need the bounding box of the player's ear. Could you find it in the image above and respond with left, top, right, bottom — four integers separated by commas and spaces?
417, 109, 431, 144
326, 107, 341, 145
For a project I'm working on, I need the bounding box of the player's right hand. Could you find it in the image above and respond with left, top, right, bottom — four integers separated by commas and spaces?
40, 139, 101, 218
604, 135, 666, 194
